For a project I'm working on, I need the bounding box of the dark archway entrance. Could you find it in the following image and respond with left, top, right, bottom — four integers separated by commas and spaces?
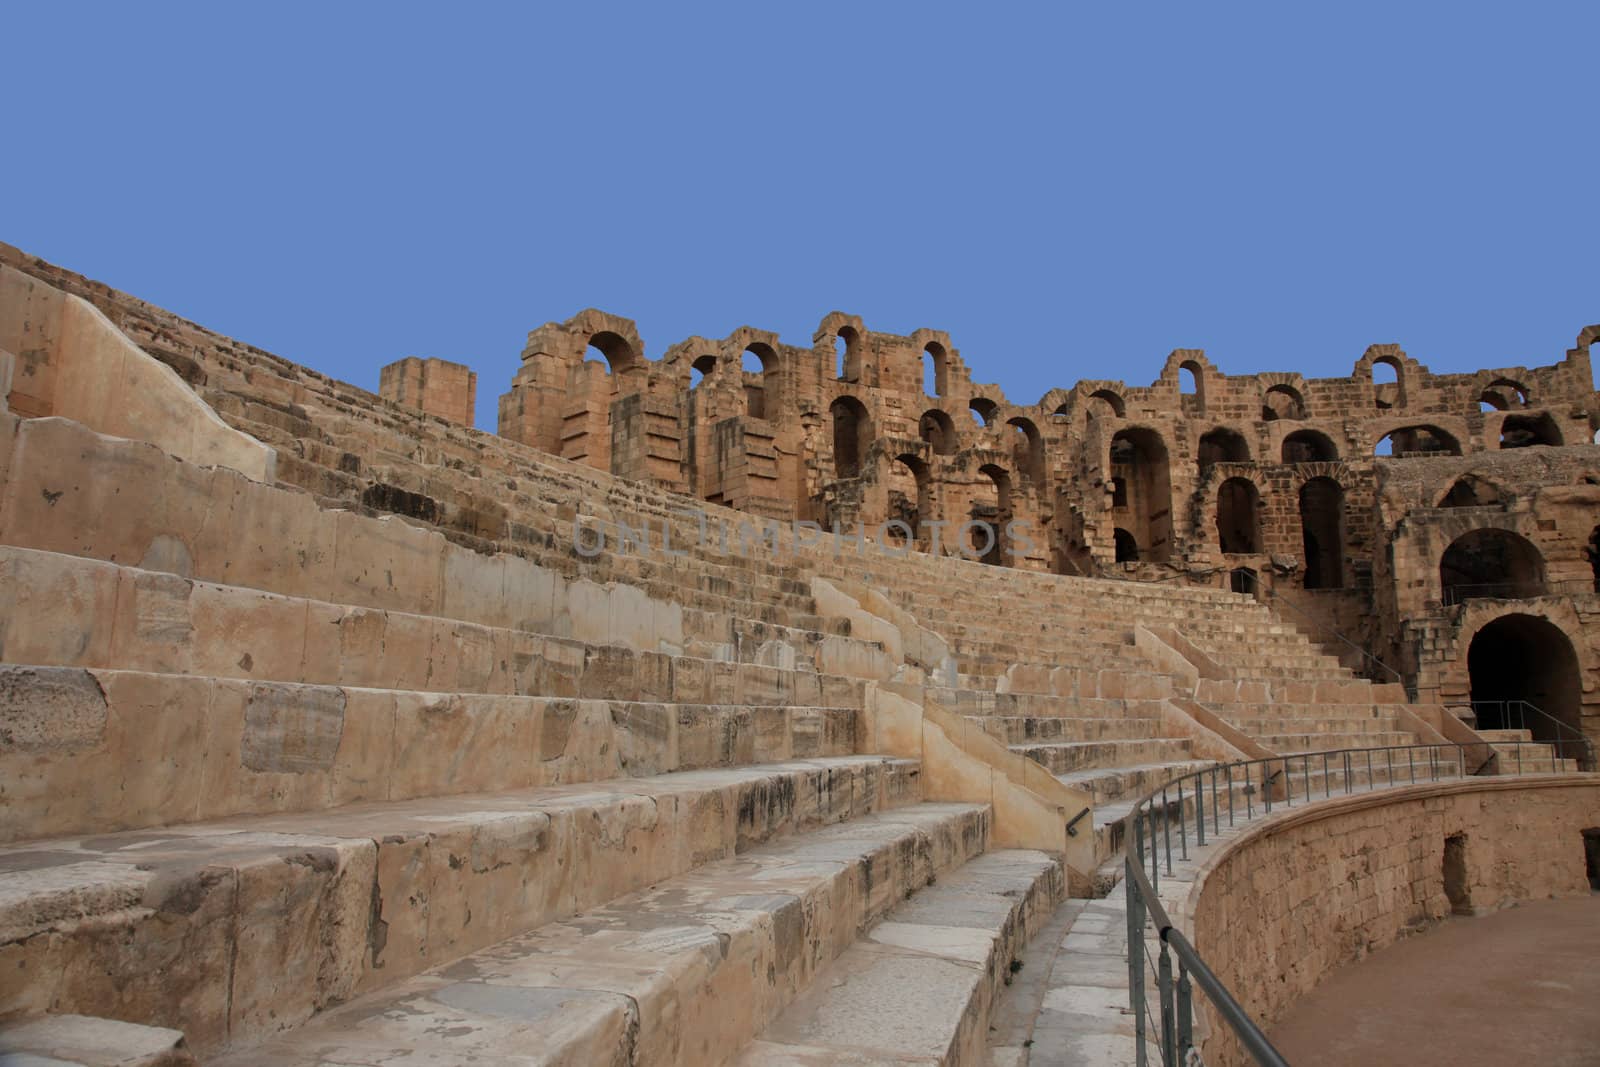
1299, 477, 1344, 589
1439, 529, 1544, 605
1467, 614, 1583, 744
1110, 428, 1172, 563
1216, 477, 1260, 554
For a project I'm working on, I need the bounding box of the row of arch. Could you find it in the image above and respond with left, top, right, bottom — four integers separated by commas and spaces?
581, 324, 1555, 436
1114, 474, 1347, 588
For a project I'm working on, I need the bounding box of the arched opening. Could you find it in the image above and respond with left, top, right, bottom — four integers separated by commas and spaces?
923, 342, 947, 398
1008, 416, 1045, 484
1500, 412, 1563, 449
1439, 475, 1501, 508
1299, 477, 1345, 589
890, 454, 933, 550
585, 330, 638, 375
1088, 389, 1126, 419
1261, 385, 1306, 421
1371, 357, 1401, 410
689, 353, 717, 390
835, 326, 861, 383
1197, 427, 1249, 470
919, 408, 958, 456
1468, 614, 1583, 743
830, 395, 870, 479
1216, 477, 1261, 554
1375, 425, 1461, 457
1110, 428, 1172, 563
1440, 528, 1545, 604
743, 344, 775, 420
976, 463, 1012, 566
1113, 527, 1140, 563
1179, 365, 1198, 394
1480, 378, 1529, 411
1282, 429, 1338, 464
1051, 402, 1072, 422
969, 397, 997, 426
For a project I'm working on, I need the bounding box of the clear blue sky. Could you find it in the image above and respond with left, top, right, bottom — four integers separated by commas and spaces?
5, 3, 1596, 429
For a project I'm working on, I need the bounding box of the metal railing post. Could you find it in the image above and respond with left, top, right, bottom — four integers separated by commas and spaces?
1127, 854, 1147, 1067
1178, 782, 1188, 861
1177, 959, 1194, 1062
1226, 763, 1235, 826
1163, 790, 1173, 875
1158, 939, 1176, 1067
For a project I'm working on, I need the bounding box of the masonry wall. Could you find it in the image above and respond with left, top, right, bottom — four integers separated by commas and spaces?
1187, 778, 1600, 1066
379, 356, 477, 427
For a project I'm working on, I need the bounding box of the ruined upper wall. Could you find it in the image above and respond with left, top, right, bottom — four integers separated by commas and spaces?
379, 356, 477, 427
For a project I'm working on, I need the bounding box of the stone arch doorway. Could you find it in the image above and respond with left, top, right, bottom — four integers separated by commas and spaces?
1216, 477, 1260, 554
831, 396, 870, 479
1110, 428, 1172, 563
1439, 528, 1545, 604
1467, 613, 1583, 743
1299, 477, 1344, 589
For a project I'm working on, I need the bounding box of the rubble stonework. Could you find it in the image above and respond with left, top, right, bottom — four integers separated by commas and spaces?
0, 239, 1597, 1063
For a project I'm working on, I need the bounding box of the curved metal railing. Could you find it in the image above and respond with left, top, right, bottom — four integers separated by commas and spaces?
1120, 739, 1580, 1066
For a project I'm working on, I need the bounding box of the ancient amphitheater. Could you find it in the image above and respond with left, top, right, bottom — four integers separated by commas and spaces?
0, 240, 1597, 1065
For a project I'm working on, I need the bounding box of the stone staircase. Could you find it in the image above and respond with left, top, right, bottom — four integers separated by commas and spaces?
0, 266, 1070, 1063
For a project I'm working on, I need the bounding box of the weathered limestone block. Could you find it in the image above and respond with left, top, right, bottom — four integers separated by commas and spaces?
0, 1013, 197, 1066
331, 511, 444, 616
198, 466, 337, 601
0, 665, 108, 753
0, 549, 120, 666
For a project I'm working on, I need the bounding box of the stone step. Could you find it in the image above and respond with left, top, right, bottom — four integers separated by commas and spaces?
1488, 745, 1581, 774
1209, 701, 1395, 721
737, 849, 1063, 1066
1231, 715, 1404, 736
932, 689, 1169, 720
0, 418, 880, 673
0, 663, 872, 842
211, 802, 992, 1065
0, 543, 884, 696
0, 756, 921, 1057
1012, 738, 1197, 776
1250, 730, 1418, 753
0, 1013, 197, 1066
1054, 760, 1217, 807
971, 715, 1170, 744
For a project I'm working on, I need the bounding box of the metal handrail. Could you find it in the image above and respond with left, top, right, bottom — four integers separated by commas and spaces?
1470, 698, 1597, 771
1121, 739, 1577, 1066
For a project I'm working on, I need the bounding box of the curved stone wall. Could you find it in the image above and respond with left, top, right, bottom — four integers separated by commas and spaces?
1182, 777, 1600, 1066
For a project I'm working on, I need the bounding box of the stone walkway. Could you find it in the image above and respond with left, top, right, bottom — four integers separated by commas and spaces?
990, 774, 1521, 1066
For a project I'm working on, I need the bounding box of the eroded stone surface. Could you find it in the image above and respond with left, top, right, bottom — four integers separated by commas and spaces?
0, 665, 107, 752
